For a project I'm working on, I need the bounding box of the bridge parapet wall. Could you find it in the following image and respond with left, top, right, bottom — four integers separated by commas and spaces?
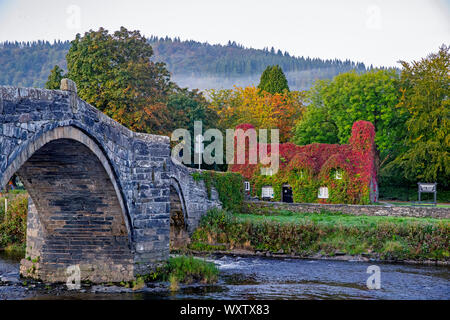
168, 160, 222, 234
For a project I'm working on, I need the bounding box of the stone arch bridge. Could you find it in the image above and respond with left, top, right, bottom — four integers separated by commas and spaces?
0, 80, 221, 283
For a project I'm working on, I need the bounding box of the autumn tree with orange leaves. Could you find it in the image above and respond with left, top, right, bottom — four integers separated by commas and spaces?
208, 86, 306, 142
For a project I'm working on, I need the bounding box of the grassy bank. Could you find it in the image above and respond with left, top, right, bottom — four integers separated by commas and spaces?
132, 256, 219, 291
0, 191, 28, 253
189, 208, 450, 262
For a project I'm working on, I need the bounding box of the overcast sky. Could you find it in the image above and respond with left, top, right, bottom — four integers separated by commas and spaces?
0, 0, 448, 67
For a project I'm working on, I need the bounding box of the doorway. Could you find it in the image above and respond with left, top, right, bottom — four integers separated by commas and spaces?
282, 185, 293, 203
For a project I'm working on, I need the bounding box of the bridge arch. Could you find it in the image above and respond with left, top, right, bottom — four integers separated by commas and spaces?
4, 126, 134, 282
169, 177, 189, 249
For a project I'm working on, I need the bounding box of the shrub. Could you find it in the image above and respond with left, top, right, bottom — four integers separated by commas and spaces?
145, 256, 219, 286
0, 193, 28, 249
192, 171, 244, 212
192, 208, 450, 261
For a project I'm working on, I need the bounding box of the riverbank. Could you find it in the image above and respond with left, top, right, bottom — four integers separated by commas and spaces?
185, 208, 450, 265
187, 248, 450, 266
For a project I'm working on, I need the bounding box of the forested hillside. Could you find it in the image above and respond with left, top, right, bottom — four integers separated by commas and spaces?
0, 37, 370, 90
0, 41, 69, 88
148, 36, 369, 90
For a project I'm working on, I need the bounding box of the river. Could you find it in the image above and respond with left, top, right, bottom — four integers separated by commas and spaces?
0, 251, 448, 300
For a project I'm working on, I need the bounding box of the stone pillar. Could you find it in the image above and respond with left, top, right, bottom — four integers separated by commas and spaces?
60, 78, 79, 114
20, 198, 44, 280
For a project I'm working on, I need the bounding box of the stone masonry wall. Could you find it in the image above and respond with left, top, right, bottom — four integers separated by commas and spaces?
168, 160, 222, 235
246, 201, 450, 219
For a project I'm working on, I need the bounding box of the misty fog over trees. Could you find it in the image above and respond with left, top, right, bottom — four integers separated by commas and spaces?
0, 37, 376, 90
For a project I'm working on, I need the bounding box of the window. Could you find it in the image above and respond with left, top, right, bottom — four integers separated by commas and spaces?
318, 187, 329, 199
244, 181, 251, 192
261, 186, 274, 199
262, 167, 274, 176
335, 170, 342, 180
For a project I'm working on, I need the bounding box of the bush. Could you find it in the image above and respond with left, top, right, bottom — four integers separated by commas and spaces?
144, 255, 219, 285
192, 171, 244, 212
0, 193, 28, 249
191, 208, 450, 261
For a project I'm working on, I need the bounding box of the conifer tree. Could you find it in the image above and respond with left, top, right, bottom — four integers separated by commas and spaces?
258, 65, 290, 94
45, 65, 66, 89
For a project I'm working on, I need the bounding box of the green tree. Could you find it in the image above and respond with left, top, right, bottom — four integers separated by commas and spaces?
45, 65, 65, 89
66, 27, 172, 133
167, 87, 221, 170
390, 45, 449, 186
167, 87, 218, 133
258, 65, 290, 94
292, 81, 339, 145
293, 69, 405, 170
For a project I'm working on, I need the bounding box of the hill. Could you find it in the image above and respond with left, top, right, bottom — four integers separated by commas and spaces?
0, 37, 370, 90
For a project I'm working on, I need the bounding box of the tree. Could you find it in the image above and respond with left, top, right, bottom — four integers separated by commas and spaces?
390, 45, 449, 186
292, 69, 405, 172
167, 87, 218, 133
208, 86, 305, 142
167, 87, 222, 170
258, 65, 290, 94
66, 27, 172, 133
45, 65, 66, 89
292, 81, 339, 145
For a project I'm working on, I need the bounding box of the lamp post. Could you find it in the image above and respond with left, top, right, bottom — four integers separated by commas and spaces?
195, 134, 204, 170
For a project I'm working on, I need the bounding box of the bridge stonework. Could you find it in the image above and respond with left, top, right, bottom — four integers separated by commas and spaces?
0, 81, 221, 283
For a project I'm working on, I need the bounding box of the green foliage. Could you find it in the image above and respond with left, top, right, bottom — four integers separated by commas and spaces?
192, 208, 450, 261
167, 88, 223, 171
45, 65, 65, 90
389, 45, 450, 187
0, 193, 28, 248
166, 87, 218, 134
188, 242, 227, 252
192, 171, 244, 212
166, 256, 219, 284
378, 182, 450, 202
258, 65, 290, 94
292, 69, 404, 163
144, 256, 219, 285
66, 27, 173, 134
0, 40, 70, 88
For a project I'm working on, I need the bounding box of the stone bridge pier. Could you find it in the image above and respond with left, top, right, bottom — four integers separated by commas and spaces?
0, 80, 221, 283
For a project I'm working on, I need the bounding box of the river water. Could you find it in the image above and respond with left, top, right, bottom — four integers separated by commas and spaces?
0, 251, 448, 300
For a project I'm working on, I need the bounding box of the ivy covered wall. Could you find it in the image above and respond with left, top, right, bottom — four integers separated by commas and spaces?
230, 121, 377, 205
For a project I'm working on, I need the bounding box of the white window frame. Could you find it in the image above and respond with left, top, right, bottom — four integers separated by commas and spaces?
244, 181, 251, 192
335, 170, 343, 180
261, 167, 274, 176
318, 187, 329, 199
261, 186, 275, 199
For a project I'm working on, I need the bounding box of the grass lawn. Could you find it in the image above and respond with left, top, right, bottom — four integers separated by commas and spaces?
235, 209, 450, 229
190, 208, 450, 261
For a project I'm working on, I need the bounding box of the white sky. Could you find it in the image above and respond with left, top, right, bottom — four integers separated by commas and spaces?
0, 0, 448, 67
